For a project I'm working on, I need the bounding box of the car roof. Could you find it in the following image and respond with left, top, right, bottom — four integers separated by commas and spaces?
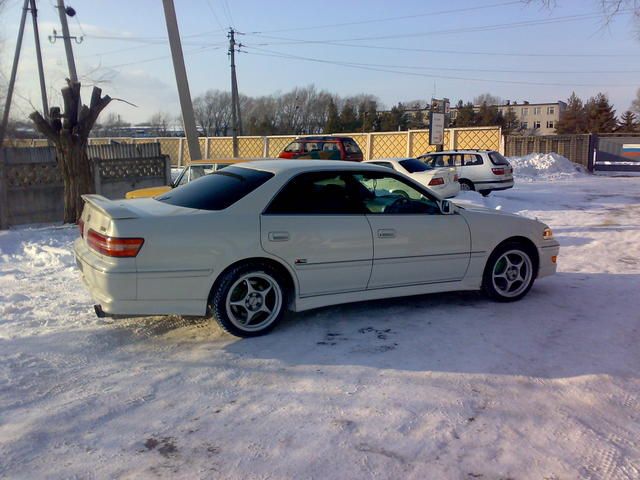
292, 136, 353, 141
425, 150, 494, 154
232, 159, 387, 174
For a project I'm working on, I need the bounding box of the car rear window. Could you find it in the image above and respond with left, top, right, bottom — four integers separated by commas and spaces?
157, 166, 273, 211
488, 151, 510, 166
399, 159, 433, 173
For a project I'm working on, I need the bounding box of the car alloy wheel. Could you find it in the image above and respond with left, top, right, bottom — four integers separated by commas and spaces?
491, 249, 533, 298
225, 272, 283, 333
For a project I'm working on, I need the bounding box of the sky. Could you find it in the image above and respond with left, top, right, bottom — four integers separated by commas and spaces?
1, 0, 639, 124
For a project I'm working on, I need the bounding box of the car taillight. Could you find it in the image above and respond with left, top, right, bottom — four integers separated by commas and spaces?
78, 218, 85, 238
492, 168, 505, 175
87, 229, 144, 257
429, 177, 445, 186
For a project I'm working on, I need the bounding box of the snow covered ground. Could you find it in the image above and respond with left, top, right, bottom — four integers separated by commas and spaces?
1, 163, 639, 478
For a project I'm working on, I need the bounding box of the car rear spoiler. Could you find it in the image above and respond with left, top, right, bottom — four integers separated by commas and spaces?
81, 194, 140, 220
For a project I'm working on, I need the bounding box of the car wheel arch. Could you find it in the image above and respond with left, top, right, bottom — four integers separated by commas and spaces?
487, 236, 540, 278
208, 257, 297, 313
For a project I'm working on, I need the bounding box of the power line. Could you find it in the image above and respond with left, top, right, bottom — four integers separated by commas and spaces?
98, 45, 223, 70
250, 0, 523, 34
243, 45, 640, 74
241, 47, 638, 88
245, 10, 634, 46
204, 0, 225, 30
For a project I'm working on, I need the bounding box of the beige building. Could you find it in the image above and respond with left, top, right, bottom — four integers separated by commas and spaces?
450, 100, 567, 135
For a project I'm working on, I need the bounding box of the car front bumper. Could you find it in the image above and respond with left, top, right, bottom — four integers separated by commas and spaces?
537, 241, 560, 278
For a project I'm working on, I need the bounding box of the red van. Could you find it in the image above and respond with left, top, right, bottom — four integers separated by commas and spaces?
278, 136, 364, 162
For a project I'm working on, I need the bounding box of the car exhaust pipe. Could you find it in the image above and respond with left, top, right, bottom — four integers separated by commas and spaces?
94, 304, 107, 318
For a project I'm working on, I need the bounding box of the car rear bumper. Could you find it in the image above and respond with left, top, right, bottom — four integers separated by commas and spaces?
431, 182, 461, 198
74, 238, 207, 317
537, 242, 560, 279
474, 178, 514, 192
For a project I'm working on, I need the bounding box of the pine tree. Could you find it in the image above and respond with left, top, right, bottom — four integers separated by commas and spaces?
324, 99, 341, 133
618, 110, 637, 132
585, 93, 617, 133
477, 102, 502, 126
556, 92, 586, 134
502, 106, 520, 134
454, 101, 476, 127
339, 102, 358, 132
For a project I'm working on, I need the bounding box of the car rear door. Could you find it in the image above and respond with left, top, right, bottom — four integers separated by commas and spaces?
261, 171, 373, 296
352, 171, 471, 288
343, 139, 363, 161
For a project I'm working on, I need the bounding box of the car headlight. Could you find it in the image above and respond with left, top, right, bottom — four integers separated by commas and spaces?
543, 227, 554, 239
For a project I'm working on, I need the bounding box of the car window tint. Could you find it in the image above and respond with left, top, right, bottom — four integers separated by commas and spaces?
353, 172, 440, 215
344, 140, 361, 154
431, 155, 447, 168
265, 172, 367, 215
488, 151, 510, 166
284, 142, 302, 152
399, 159, 432, 173
157, 166, 273, 211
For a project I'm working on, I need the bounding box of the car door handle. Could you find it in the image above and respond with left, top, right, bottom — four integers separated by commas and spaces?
377, 229, 396, 239
268, 231, 290, 242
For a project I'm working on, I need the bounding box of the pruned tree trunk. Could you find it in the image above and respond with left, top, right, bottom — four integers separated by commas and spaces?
30, 81, 111, 223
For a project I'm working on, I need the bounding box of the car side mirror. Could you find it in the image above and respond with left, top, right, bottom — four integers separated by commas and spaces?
440, 200, 455, 215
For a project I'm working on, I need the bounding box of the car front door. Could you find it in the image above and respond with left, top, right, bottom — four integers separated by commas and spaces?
261, 171, 373, 297
354, 171, 471, 288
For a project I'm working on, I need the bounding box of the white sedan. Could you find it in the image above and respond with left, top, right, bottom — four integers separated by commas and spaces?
74, 160, 560, 337
363, 158, 460, 198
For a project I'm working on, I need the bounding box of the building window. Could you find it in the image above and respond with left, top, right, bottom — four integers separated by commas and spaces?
533, 107, 542, 115
522, 108, 528, 116
522, 121, 528, 129
547, 121, 554, 129
533, 121, 541, 129
547, 106, 555, 115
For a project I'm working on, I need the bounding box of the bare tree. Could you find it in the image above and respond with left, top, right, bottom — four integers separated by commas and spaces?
193, 89, 233, 136
473, 93, 503, 106
632, 87, 640, 114
148, 112, 172, 136
30, 81, 111, 223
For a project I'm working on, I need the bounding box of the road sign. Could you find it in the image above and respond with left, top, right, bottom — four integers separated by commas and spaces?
429, 112, 445, 145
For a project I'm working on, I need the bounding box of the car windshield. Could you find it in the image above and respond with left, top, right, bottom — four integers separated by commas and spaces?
157, 166, 273, 211
488, 151, 510, 166
399, 159, 433, 173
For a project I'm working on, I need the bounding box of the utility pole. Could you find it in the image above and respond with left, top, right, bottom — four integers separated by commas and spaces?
162, 0, 201, 161
56, 0, 78, 82
228, 28, 243, 157
0, 0, 29, 146
30, 0, 49, 118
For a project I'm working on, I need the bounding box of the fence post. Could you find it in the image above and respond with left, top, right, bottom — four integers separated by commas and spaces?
263, 136, 269, 157
164, 154, 172, 184
366, 133, 372, 160
450, 129, 458, 150
205, 137, 211, 159
178, 138, 184, 166
406, 130, 412, 157
499, 127, 505, 154
0, 150, 8, 229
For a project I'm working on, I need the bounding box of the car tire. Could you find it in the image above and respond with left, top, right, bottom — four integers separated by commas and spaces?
459, 179, 474, 191
482, 242, 536, 302
210, 263, 287, 337
480, 190, 491, 197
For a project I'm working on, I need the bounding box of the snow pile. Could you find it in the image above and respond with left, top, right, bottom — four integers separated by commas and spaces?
508, 152, 586, 181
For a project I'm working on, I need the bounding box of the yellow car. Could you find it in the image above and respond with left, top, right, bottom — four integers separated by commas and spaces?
125, 161, 240, 199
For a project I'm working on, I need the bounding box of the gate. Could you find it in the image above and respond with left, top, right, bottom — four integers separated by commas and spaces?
593, 134, 640, 173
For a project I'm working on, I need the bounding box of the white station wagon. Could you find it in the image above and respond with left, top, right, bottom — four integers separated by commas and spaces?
75, 160, 559, 337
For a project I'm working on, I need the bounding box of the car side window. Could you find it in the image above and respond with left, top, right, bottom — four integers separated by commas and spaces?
352, 172, 440, 215
343, 140, 361, 154
323, 142, 339, 152
304, 142, 322, 153
265, 172, 368, 215
431, 155, 447, 168
284, 142, 302, 153
462, 154, 483, 166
